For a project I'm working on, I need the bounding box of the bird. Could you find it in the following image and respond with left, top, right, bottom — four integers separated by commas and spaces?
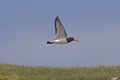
47, 16, 80, 44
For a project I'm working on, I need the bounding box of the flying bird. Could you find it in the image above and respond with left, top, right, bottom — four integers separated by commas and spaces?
47, 16, 80, 44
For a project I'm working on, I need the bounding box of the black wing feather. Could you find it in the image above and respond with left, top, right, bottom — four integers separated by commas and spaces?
54, 16, 67, 39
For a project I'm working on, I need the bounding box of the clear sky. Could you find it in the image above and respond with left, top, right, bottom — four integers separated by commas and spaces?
0, 0, 120, 67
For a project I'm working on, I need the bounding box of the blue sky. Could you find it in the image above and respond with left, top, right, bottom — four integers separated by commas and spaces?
0, 0, 120, 67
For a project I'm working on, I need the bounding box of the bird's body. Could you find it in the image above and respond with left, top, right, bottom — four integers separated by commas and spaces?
47, 16, 79, 44
47, 38, 67, 44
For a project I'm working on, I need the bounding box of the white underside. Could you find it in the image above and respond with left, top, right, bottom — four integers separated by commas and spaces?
51, 38, 67, 44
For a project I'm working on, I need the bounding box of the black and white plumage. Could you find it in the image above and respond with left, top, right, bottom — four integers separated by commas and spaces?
47, 16, 80, 44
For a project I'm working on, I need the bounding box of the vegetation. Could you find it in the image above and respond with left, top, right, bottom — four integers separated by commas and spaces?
0, 64, 120, 80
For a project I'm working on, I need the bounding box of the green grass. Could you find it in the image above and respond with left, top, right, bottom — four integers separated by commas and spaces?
0, 64, 120, 80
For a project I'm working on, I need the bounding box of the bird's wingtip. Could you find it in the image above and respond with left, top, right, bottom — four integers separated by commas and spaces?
56, 16, 59, 19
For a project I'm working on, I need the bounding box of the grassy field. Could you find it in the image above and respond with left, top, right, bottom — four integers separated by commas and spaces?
0, 64, 120, 80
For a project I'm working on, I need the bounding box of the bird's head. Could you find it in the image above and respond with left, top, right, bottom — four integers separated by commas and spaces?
67, 37, 80, 43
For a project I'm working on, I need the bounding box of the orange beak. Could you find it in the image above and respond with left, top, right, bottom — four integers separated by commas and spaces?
74, 38, 80, 42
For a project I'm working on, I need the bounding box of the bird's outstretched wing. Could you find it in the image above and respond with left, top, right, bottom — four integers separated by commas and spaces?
54, 16, 67, 39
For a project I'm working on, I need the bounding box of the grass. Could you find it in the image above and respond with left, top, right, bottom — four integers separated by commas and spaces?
0, 64, 120, 80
